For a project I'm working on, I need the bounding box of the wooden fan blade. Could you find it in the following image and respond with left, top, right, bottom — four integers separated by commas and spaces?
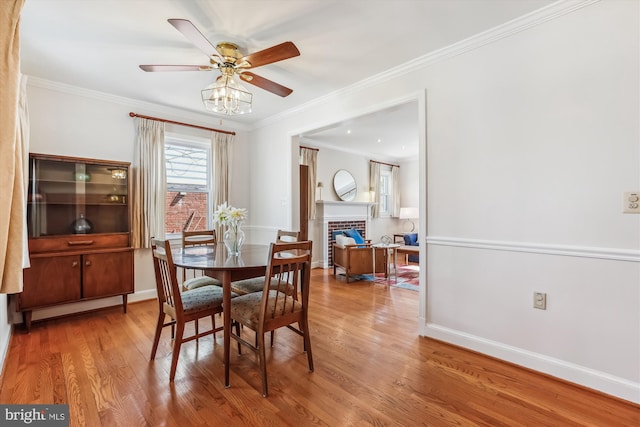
238, 41, 300, 69
168, 19, 222, 61
139, 65, 214, 72
239, 72, 293, 97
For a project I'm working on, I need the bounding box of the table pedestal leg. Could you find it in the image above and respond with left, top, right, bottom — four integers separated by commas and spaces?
223, 271, 231, 388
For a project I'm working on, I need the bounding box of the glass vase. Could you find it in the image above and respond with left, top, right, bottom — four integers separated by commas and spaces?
71, 213, 93, 234
223, 226, 245, 256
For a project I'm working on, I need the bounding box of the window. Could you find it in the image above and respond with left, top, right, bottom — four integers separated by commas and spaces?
379, 170, 392, 216
165, 135, 211, 236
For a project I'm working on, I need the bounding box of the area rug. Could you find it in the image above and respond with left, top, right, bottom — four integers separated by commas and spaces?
336, 265, 420, 291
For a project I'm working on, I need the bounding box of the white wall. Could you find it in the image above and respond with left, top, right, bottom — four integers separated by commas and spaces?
246, 0, 640, 403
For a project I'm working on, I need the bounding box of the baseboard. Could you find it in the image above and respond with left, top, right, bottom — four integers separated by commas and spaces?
312, 260, 329, 269
423, 323, 640, 405
0, 322, 12, 386
10, 289, 157, 325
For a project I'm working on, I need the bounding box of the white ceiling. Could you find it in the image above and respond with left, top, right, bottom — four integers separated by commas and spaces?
20, 0, 554, 160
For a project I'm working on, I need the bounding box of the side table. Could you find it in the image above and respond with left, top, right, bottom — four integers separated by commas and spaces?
372, 243, 401, 282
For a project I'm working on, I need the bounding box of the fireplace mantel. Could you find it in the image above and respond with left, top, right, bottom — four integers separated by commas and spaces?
315, 201, 373, 220
315, 201, 373, 267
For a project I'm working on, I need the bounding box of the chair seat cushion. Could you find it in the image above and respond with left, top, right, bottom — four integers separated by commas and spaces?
231, 277, 295, 296
230, 290, 302, 326
183, 275, 222, 290
164, 286, 237, 318
230, 277, 265, 295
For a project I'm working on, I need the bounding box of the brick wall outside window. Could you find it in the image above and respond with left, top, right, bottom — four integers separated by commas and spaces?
165, 192, 209, 234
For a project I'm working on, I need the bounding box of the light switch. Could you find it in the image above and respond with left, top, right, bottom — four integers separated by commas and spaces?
623, 192, 640, 214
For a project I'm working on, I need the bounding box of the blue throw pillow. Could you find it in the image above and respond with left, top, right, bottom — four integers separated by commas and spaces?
344, 228, 365, 245
403, 233, 418, 246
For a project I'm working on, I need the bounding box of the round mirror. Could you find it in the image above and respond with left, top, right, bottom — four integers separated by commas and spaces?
333, 170, 357, 201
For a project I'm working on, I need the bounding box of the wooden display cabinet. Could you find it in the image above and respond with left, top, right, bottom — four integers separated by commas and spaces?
19, 153, 134, 331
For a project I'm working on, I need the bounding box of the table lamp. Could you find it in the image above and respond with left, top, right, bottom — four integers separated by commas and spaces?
399, 207, 419, 232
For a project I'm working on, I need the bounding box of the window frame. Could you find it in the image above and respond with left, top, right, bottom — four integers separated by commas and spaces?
379, 169, 392, 217
164, 133, 212, 239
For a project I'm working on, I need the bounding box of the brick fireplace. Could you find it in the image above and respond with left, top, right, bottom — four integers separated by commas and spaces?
315, 201, 372, 268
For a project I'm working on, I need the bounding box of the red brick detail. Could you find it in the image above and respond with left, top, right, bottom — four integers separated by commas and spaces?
328, 220, 366, 266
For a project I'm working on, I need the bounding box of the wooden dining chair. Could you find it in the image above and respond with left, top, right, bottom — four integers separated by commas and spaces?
181, 229, 222, 291
150, 238, 236, 381
225, 240, 314, 397
230, 229, 300, 295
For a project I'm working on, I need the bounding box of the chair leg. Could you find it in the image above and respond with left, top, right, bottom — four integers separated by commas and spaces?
150, 311, 165, 360
169, 322, 185, 381
235, 321, 241, 355
257, 330, 268, 397
195, 319, 199, 341
211, 314, 216, 340
301, 316, 314, 372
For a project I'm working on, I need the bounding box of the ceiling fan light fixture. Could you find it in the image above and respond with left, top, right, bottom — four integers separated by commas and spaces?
202, 75, 252, 115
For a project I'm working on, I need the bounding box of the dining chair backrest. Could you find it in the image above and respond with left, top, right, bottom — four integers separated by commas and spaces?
180, 229, 220, 289
182, 229, 217, 247
276, 229, 300, 243
260, 240, 312, 327
151, 238, 183, 319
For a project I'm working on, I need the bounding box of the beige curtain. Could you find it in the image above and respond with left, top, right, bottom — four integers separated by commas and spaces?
212, 132, 234, 238
132, 118, 165, 248
391, 165, 400, 217
369, 161, 381, 218
0, 0, 26, 294
299, 147, 317, 219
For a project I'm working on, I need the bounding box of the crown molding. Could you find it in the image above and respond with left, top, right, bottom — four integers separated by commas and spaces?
252, 0, 600, 130
26, 76, 252, 132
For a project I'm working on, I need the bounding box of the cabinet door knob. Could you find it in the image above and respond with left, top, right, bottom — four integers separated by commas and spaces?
72, 261, 78, 267
85, 260, 92, 267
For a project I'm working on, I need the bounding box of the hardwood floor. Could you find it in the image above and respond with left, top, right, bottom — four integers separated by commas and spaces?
1, 268, 638, 426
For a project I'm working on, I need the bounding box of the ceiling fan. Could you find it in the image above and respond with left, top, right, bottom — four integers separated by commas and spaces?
140, 19, 299, 95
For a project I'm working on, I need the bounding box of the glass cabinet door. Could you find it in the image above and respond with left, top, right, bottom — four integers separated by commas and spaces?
27, 155, 130, 237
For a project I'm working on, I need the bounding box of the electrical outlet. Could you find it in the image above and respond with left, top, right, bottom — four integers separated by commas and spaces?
533, 292, 547, 310
623, 192, 640, 214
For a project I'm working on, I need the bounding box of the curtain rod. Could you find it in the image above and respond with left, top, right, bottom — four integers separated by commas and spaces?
370, 159, 399, 168
299, 145, 319, 151
129, 112, 236, 136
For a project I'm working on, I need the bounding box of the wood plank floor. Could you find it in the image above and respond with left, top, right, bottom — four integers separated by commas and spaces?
1, 268, 638, 426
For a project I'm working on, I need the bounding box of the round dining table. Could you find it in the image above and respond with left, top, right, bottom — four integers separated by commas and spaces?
172, 243, 270, 387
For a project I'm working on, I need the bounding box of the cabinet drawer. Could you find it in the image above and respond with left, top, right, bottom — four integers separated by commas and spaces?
29, 233, 130, 254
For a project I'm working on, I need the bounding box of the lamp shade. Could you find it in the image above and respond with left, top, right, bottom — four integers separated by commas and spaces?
399, 207, 419, 219
202, 75, 252, 115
